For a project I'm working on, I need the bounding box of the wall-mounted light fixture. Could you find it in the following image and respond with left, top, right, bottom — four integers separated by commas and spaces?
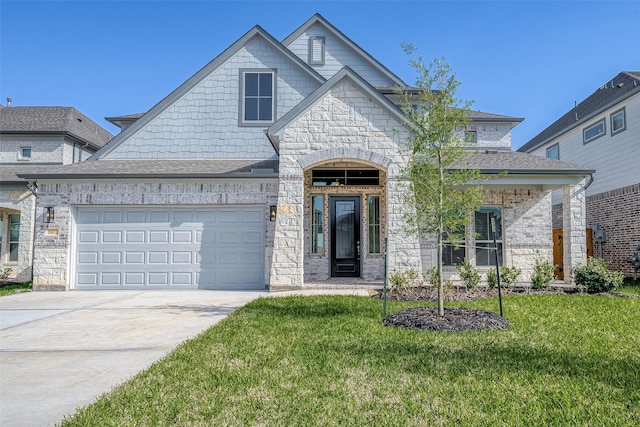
269, 205, 277, 222
44, 206, 55, 223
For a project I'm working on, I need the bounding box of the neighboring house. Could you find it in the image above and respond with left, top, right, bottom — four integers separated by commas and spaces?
0, 106, 112, 282
19, 14, 592, 291
518, 71, 640, 277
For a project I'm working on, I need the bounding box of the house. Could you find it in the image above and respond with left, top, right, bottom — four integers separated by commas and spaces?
0, 105, 112, 282
18, 14, 592, 291
518, 72, 640, 277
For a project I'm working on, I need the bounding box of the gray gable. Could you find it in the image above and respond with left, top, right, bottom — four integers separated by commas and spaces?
518, 71, 640, 153
282, 13, 406, 87
92, 25, 326, 160
0, 106, 113, 149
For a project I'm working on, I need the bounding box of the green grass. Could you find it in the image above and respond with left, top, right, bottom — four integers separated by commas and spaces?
61, 294, 640, 426
0, 282, 31, 296
618, 277, 640, 296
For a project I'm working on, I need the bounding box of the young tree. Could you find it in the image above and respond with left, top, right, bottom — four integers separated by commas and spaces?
399, 47, 485, 316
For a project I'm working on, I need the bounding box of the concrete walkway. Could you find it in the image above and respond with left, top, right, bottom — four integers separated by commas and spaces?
0, 290, 268, 426
0, 288, 368, 426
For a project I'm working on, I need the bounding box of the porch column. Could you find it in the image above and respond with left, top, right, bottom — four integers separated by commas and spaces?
268, 169, 305, 290
562, 184, 587, 284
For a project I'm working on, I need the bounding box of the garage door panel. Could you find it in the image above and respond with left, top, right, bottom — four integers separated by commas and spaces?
75, 206, 265, 289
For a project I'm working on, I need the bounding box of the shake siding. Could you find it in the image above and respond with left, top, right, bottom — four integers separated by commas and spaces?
285, 25, 397, 87
107, 37, 321, 160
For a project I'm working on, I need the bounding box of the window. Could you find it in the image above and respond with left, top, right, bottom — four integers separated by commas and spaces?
464, 130, 477, 144
443, 228, 465, 266
610, 107, 626, 135
308, 36, 325, 65
20, 147, 32, 160
311, 196, 324, 254
240, 70, 275, 124
546, 143, 559, 160
9, 215, 20, 262
312, 169, 380, 186
368, 196, 380, 254
475, 207, 502, 266
583, 119, 605, 144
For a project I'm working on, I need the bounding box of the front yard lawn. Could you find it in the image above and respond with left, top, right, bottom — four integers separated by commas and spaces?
62, 294, 640, 426
0, 282, 31, 297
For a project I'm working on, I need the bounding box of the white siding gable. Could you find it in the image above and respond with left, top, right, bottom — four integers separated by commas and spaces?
531, 92, 640, 199
106, 36, 321, 160
285, 23, 398, 87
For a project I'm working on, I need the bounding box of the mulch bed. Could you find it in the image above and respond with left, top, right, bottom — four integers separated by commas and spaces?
383, 306, 509, 332
377, 285, 575, 302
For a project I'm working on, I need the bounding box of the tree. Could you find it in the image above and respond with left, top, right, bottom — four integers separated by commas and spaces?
398, 46, 485, 316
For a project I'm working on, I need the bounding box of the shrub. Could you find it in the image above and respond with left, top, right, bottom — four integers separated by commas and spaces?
455, 261, 480, 290
573, 257, 624, 293
531, 258, 555, 289
426, 267, 452, 289
501, 266, 521, 288
0, 267, 12, 283
486, 269, 498, 288
388, 269, 421, 291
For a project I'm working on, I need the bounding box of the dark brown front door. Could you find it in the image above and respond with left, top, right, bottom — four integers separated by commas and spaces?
330, 196, 360, 277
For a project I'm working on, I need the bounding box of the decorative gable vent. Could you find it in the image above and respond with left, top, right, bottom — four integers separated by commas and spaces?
308, 36, 325, 66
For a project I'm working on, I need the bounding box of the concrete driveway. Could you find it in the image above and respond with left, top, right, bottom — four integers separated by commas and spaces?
0, 290, 266, 426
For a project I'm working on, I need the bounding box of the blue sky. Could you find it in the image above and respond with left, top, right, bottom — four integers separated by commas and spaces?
1, 1, 638, 148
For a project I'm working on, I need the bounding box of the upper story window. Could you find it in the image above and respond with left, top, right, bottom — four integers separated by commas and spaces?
19, 147, 32, 160
610, 107, 626, 136
464, 130, 477, 144
240, 70, 275, 125
583, 119, 605, 144
308, 36, 325, 66
546, 143, 559, 160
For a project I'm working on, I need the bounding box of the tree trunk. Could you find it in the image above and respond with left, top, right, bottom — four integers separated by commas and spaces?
437, 159, 445, 316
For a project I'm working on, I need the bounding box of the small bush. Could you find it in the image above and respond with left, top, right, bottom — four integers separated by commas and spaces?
501, 266, 521, 288
0, 267, 12, 283
573, 257, 624, 293
455, 261, 480, 290
531, 258, 555, 289
426, 267, 452, 289
389, 269, 421, 291
486, 269, 498, 288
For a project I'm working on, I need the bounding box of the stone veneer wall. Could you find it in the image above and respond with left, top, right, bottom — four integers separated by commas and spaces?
551, 183, 640, 276
269, 78, 422, 289
0, 190, 36, 283
32, 179, 278, 291
422, 187, 553, 284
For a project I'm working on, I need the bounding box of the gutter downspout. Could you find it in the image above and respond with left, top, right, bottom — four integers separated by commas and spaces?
584, 172, 594, 190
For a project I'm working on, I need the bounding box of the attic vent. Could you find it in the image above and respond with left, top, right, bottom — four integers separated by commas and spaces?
308, 36, 325, 66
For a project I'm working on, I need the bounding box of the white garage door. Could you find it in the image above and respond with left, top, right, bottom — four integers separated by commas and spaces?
74, 206, 265, 290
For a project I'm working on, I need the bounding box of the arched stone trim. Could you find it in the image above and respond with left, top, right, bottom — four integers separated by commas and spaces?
297, 148, 391, 171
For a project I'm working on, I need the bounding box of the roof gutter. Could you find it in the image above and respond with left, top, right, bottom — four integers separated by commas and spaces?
16, 172, 280, 180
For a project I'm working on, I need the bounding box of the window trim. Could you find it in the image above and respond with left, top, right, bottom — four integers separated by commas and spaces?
464, 130, 477, 144
19, 146, 32, 161
546, 143, 560, 160
367, 196, 381, 254
583, 118, 606, 144
310, 195, 324, 255
238, 69, 277, 127
308, 36, 325, 66
474, 206, 503, 266
610, 107, 626, 136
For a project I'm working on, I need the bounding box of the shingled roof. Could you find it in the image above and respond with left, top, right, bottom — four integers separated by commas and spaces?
16, 159, 279, 179
0, 106, 113, 149
452, 150, 593, 174
518, 71, 640, 153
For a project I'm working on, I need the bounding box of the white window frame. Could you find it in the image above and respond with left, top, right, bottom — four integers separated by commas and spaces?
239, 69, 276, 126
583, 119, 606, 144
610, 107, 626, 136
19, 146, 32, 161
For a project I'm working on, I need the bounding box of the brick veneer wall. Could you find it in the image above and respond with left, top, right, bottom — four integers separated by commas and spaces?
552, 183, 640, 276
31, 180, 278, 290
